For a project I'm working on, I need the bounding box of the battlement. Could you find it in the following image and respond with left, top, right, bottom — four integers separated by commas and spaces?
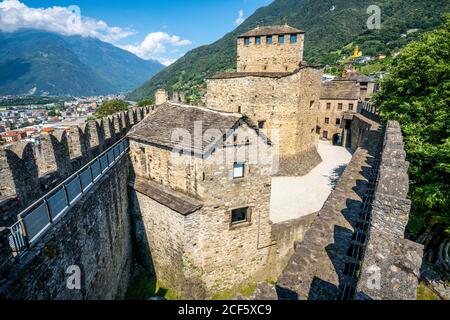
237, 25, 305, 72
251, 111, 423, 300
0, 106, 154, 225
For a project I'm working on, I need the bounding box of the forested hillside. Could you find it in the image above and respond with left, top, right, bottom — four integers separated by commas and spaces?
129, 0, 448, 102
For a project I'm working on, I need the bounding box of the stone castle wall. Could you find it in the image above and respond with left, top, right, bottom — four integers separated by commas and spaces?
206, 66, 323, 176
252, 113, 423, 300
237, 34, 304, 72
355, 120, 423, 300
317, 99, 359, 141
0, 106, 153, 300
129, 122, 314, 298
0, 106, 152, 224
0, 155, 132, 299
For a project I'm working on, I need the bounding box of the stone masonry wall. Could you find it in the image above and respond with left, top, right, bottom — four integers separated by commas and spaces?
251, 114, 423, 300
0, 155, 132, 300
129, 122, 307, 298
237, 34, 304, 72
317, 99, 358, 141
355, 121, 423, 300
0, 106, 152, 226
206, 66, 323, 176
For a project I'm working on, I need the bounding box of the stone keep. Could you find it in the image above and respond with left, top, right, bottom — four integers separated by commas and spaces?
237, 25, 305, 72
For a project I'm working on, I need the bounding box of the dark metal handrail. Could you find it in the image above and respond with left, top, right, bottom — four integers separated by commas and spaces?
8, 137, 130, 257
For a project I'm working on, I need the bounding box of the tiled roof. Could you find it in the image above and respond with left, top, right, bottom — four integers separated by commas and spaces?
131, 177, 202, 216
128, 102, 264, 156
335, 72, 375, 83
321, 81, 360, 100
239, 25, 304, 37
208, 64, 323, 80
209, 71, 294, 79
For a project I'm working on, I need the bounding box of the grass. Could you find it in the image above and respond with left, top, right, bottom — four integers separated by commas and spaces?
212, 283, 257, 300
125, 265, 174, 300
416, 281, 442, 300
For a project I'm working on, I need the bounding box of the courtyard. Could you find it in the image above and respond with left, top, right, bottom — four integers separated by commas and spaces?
270, 142, 353, 223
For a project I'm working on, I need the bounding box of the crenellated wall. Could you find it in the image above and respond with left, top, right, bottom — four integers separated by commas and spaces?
0, 106, 152, 225
251, 112, 423, 301
0, 106, 153, 300
355, 120, 423, 300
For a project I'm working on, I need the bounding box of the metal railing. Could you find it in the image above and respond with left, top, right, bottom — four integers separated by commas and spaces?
8, 137, 130, 257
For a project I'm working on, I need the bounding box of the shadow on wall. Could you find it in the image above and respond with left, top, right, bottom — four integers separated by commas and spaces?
126, 167, 162, 300
329, 164, 347, 190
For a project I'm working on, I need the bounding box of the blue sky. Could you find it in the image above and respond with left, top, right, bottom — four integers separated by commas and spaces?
2, 0, 273, 65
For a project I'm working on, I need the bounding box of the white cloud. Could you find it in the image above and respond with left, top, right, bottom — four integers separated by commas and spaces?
0, 0, 134, 42
235, 9, 245, 25
0, 0, 192, 64
120, 32, 191, 64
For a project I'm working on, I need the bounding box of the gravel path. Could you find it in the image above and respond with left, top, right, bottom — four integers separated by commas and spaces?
270, 142, 352, 223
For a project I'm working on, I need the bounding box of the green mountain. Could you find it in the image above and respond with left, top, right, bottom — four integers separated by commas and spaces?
128, 0, 449, 102
0, 30, 165, 96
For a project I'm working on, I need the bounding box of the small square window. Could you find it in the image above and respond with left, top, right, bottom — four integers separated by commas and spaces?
233, 163, 244, 178
231, 207, 249, 225
326, 103, 331, 110
336, 118, 341, 125
338, 103, 343, 110
244, 37, 250, 45
278, 35, 285, 44
258, 120, 266, 129
255, 36, 261, 45
325, 117, 330, 124
290, 34, 297, 43
266, 36, 273, 44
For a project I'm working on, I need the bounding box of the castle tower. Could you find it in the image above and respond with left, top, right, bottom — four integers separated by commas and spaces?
155, 89, 168, 105
236, 25, 305, 72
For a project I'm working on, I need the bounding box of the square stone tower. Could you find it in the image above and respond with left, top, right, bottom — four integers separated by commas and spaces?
237, 25, 305, 72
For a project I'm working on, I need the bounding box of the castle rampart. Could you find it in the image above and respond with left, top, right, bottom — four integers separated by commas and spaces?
251, 112, 423, 300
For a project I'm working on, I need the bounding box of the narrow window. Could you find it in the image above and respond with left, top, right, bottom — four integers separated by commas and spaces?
310, 100, 315, 108
202, 172, 206, 181
233, 134, 238, 144
238, 106, 242, 113
244, 37, 250, 45
336, 118, 341, 125
266, 35, 273, 44
278, 35, 285, 44
323, 131, 328, 139
255, 36, 261, 45
290, 34, 298, 43
233, 162, 244, 178
231, 207, 249, 225
326, 103, 331, 110
338, 103, 343, 110
325, 117, 330, 124
349, 103, 354, 111
258, 120, 266, 129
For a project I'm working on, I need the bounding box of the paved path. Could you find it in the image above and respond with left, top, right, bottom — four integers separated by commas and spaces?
270, 142, 352, 223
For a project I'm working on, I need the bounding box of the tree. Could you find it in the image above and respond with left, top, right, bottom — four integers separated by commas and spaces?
375, 16, 450, 242
137, 98, 154, 107
94, 99, 129, 118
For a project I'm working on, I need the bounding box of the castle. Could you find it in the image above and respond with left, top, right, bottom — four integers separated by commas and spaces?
0, 26, 422, 300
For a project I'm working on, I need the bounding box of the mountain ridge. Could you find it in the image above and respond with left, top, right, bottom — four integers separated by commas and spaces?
128, 0, 448, 102
0, 29, 165, 96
